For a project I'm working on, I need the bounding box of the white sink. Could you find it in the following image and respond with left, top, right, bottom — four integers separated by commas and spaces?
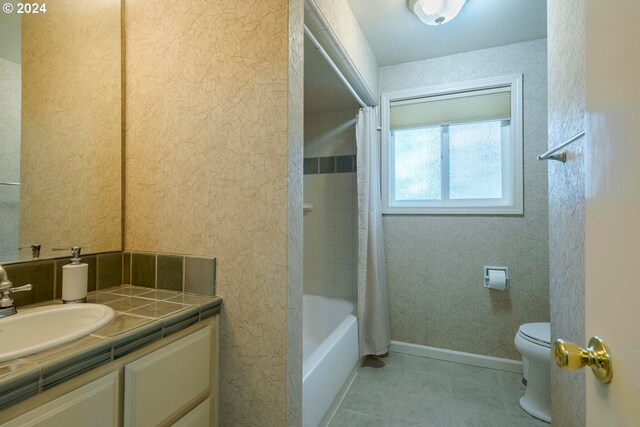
0, 304, 115, 363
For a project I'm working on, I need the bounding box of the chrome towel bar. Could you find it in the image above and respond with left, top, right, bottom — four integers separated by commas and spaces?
0, 182, 20, 186
538, 131, 585, 162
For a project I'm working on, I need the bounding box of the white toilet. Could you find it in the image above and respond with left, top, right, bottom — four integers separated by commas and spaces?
514, 322, 551, 423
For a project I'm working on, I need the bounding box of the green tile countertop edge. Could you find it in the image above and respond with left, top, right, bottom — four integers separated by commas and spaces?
0, 285, 222, 410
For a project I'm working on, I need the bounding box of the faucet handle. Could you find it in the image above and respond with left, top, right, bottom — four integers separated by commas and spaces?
0, 266, 32, 316
0, 283, 31, 312
7, 284, 32, 293
0, 283, 32, 294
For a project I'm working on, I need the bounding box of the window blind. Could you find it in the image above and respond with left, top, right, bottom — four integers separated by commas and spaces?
390, 88, 511, 130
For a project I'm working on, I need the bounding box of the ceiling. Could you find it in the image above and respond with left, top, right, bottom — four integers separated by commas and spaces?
346, 0, 547, 66
303, 1, 547, 112
304, 36, 361, 113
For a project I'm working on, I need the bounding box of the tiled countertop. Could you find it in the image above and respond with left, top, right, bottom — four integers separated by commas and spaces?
0, 285, 222, 411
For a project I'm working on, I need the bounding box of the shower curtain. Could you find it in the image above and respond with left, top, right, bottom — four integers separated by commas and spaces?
356, 106, 391, 356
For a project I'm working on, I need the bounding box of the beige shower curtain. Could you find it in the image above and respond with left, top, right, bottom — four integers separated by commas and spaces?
356, 107, 391, 356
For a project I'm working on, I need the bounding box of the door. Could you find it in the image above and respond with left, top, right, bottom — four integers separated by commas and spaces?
583, 0, 640, 424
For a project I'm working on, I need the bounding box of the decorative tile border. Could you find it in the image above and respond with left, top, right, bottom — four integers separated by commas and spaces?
304, 155, 356, 175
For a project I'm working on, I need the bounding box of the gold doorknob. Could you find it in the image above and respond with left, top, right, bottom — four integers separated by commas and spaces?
554, 336, 613, 383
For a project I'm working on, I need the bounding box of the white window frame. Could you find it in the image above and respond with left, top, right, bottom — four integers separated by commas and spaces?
380, 74, 523, 215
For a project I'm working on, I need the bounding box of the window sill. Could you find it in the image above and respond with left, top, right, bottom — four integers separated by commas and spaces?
382, 206, 523, 215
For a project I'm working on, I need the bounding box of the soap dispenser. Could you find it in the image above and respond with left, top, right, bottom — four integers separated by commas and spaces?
55, 247, 88, 303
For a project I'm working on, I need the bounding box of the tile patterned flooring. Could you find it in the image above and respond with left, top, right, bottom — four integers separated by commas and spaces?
329, 352, 549, 427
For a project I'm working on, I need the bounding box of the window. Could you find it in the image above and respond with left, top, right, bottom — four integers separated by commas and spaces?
381, 75, 523, 214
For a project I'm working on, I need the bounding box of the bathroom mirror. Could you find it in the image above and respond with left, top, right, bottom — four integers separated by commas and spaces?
0, 0, 122, 263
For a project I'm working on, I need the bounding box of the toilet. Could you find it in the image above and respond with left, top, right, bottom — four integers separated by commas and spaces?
514, 322, 551, 423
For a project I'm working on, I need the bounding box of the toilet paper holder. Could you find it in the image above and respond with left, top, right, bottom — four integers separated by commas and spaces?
484, 266, 509, 290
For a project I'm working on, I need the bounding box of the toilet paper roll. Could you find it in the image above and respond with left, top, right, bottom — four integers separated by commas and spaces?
486, 269, 507, 291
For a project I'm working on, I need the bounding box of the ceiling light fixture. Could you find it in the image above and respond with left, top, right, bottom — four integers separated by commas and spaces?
409, 0, 467, 26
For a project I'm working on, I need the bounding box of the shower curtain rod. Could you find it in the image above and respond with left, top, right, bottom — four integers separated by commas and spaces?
304, 26, 367, 109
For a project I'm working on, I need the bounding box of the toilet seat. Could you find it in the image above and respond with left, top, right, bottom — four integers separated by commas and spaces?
518, 323, 550, 348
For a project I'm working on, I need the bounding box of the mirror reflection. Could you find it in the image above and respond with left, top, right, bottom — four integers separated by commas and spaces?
0, 0, 122, 262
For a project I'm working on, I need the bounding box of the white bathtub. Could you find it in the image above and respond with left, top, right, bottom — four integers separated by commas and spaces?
303, 295, 359, 427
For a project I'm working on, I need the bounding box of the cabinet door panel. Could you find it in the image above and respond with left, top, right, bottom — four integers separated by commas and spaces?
124, 326, 212, 427
172, 399, 211, 427
1, 372, 119, 427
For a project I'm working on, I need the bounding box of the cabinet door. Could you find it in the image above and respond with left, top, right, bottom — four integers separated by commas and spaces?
172, 399, 211, 427
1, 372, 119, 427
124, 325, 212, 427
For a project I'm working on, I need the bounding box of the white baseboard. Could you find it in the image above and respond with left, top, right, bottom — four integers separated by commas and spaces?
390, 340, 523, 374
318, 355, 365, 427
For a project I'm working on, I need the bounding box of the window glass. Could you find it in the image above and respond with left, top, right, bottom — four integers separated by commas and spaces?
393, 127, 441, 200
449, 121, 504, 200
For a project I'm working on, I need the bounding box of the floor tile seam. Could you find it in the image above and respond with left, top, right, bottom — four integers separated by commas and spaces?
450, 394, 505, 408
496, 383, 526, 395
396, 384, 454, 401
450, 401, 521, 419
396, 389, 453, 405
402, 366, 452, 380
340, 407, 389, 423
355, 376, 404, 390
450, 377, 504, 391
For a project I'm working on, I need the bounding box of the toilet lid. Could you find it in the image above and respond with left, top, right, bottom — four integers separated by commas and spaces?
519, 322, 551, 348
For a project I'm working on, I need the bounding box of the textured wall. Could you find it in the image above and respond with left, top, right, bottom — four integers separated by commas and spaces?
547, 1, 586, 425
0, 58, 20, 261
309, 0, 379, 98
379, 39, 549, 360
19, 0, 121, 259
124, 0, 303, 425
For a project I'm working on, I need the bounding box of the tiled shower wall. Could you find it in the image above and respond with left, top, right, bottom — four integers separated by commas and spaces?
304, 167, 357, 300
304, 108, 358, 300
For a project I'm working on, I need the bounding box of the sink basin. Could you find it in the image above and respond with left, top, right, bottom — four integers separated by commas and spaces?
0, 304, 115, 363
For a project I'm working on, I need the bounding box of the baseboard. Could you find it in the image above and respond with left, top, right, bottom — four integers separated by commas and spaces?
318, 355, 365, 427
390, 340, 523, 374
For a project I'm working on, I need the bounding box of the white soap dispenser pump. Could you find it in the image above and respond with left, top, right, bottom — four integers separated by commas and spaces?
56, 247, 88, 303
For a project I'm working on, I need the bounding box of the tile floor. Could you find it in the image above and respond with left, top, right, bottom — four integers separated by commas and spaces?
329, 352, 549, 427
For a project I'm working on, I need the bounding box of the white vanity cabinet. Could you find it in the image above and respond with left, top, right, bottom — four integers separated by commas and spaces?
172, 400, 211, 427
123, 326, 213, 426
0, 316, 219, 427
1, 372, 119, 427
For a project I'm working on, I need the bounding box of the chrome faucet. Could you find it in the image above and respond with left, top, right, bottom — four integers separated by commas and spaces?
0, 265, 32, 319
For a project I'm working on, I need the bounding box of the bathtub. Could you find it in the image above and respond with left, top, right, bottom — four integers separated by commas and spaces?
303, 295, 359, 427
